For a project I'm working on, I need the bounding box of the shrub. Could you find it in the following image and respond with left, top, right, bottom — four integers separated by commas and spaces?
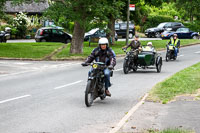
182, 21, 200, 32
135, 25, 141, 32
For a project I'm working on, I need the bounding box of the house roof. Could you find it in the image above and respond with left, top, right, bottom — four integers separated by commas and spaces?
4, 1, 49, 14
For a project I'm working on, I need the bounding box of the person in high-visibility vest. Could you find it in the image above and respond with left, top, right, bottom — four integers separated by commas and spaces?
168, 34, 180, 57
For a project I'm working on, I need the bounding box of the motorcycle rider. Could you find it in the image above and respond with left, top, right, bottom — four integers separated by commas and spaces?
81, 38, 116, 97
122, 35, 142, 63
168, 34, 180, 57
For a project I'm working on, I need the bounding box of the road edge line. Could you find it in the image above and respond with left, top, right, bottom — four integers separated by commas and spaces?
108, 93, 149, 133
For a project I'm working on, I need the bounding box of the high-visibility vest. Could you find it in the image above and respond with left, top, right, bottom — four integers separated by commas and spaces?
170, 38, 179, 47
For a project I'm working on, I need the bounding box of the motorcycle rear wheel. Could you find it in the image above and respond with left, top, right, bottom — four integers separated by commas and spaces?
85, 80, 94, 107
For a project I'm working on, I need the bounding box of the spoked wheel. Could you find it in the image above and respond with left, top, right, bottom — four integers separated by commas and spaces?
123, 59, 129, 74
156, 57, 162, 73
166, 53, 170, 62
85, 80, 94, 107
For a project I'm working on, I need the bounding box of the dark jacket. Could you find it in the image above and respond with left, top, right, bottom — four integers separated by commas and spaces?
125, 40, 141, 50
85, 47, 116, 67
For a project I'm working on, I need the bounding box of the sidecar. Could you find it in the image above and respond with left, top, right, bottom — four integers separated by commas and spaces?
137, 46, 162, 73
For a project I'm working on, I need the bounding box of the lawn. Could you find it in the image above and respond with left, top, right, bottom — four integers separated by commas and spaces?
0, 39, 200, 59
146, 128, 193, 133
0, 42, 64, 59
147, 62, 200, 104
54, 39, 200, 59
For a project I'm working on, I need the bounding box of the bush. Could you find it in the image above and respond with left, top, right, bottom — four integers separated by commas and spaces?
182, 21, 200, 32
135, 25, 141, 32
143, 15, 175, 31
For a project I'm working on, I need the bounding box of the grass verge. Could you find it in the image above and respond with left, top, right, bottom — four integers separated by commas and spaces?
0, 42, 63, 59
147, 62, 200, 104
147, 128, 194, 133
54, 39, 200, 59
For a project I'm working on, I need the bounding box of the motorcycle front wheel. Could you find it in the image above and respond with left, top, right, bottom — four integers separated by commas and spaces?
85, 80, 94, 107
123, 59, 129, 74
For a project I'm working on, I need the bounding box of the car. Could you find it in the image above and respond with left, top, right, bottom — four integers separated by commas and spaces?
145, 22, 184, 38
35, 27, 72, 43
115, 23, 135, 39
161, 27, 199, 39
84, 28, 118, 42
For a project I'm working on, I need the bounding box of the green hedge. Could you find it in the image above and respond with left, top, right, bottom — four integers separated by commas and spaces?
182, 21, 200, 32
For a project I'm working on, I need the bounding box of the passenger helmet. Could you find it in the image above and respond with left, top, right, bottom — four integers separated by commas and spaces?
98, 38, 109, 45
147, 42, 152, 46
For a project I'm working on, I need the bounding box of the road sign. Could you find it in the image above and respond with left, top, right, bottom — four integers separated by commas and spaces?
129, 4, 135, 11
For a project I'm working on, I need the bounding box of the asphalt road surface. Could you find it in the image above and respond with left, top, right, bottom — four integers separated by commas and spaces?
0, 44, 200, 133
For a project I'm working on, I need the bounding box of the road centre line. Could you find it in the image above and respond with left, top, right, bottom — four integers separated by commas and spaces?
178, 54, 184, 57
54, 80, 83, 90
108, 93, 149, 133
114, 68, 123, 72
0, 95, 31, 104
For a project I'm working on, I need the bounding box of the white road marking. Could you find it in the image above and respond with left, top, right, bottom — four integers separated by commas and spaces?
0, 70, 35, 78
194, 51, 200, 54
178, 54, 184, 57
114, 68, 123, 72
0, 95, 31, 104
54, 80, 83, 90
108, 93, 149, 133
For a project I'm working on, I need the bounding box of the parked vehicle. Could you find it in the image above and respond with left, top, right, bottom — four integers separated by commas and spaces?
35, 27, 72, 43
166, 44, 177, 61
115, 23, 135, 39
123, 47, 162, 74
145, 22, 184, 38
84, 28, 118, 42
0, 27, 11, 43
83, 62, 113, 107
161, 28, 199, 39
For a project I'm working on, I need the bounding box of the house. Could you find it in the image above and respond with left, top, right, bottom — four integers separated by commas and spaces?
4, 0, 50, 25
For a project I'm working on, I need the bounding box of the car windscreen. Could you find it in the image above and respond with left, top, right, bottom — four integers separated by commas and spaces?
157, 23, 167, 28
88, 29, 98, 35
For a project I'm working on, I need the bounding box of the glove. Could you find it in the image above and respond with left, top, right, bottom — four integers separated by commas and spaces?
81, 62, 88, 66
108, 65, 114, 70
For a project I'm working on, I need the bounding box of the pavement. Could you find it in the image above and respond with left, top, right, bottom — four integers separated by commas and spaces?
0, 44, 200, 133
118, 100, 200, 133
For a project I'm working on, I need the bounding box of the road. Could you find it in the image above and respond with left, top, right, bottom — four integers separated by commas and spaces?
0, 45, 200, 133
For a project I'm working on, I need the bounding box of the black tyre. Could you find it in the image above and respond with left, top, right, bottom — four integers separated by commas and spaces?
192, 35, 198, 39
65, 39, 71, 44
129, 33, 133, 39
41, 39, 46, 42
156, 57, 162, 73
85, 80, 94, 107
155, 32, 161, 38
123, 59, 129, 74
166, 53, 169, 62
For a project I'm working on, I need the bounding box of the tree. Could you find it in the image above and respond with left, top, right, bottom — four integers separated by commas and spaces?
176, 0, 200, 22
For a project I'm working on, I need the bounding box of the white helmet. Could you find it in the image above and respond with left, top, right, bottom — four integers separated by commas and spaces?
147, 42, 152, 46
98, 38, 109, 45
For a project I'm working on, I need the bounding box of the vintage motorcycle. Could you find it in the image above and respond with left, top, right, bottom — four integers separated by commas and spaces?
0, 27, 11, 43
123, 49, 138, 74
83, 62, 113, 107
166, 44, 177, 61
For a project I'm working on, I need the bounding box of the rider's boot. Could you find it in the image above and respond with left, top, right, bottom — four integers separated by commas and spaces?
105, 88, 111, 97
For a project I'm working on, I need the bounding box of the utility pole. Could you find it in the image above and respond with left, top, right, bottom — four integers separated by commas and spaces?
126, 0, 130, 46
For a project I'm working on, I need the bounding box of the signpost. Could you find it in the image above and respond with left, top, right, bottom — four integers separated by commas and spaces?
126, 3, 135, 46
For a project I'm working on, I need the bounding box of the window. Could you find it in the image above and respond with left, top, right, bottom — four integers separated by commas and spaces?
52, 29, 58, 34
